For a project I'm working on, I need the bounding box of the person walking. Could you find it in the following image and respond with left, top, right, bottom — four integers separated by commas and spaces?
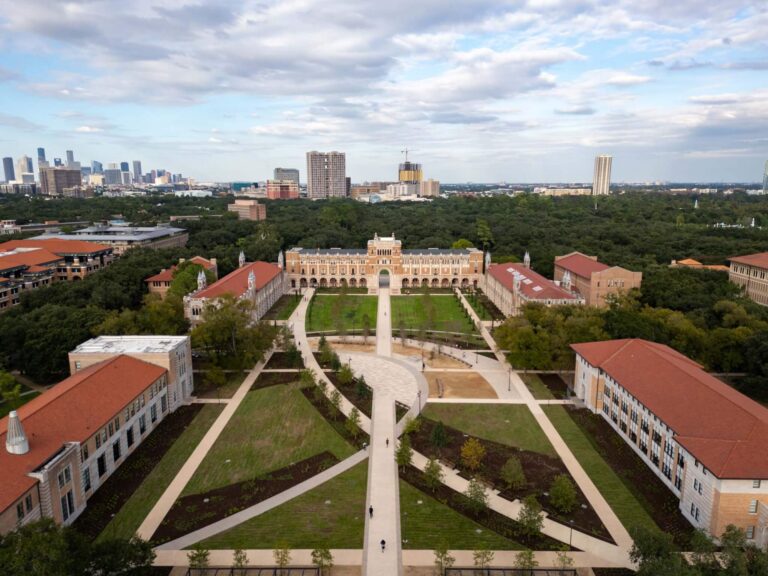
386, 438, 389, 447
380, 539, 386, 552
369, 505, 373, 518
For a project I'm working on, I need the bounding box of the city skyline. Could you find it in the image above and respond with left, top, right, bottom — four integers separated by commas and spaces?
0, 1, 766, 183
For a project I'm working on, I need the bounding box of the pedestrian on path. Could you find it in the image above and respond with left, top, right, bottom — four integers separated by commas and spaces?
380, 539, 386, 552
386, 438, 389, 447
369, 505, 373, 518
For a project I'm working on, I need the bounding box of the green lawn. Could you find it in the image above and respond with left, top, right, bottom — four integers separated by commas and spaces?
306, 295, 378, 333
0, 391, 41, 419
182, 384, 355, 496
520, 374, 555, 400
201, 461, 367, 549
543, 405, 660, 535
97, 404, 225, 541
193, 371, 246, 399
422, 403, 556, 457
391, 295, 476, 334
400, 479, 523, 550
263, 294, 302, 320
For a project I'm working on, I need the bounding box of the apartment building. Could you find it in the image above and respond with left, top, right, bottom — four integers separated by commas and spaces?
573, 339, 768, 544
554, 251, 642, 308
266, 180, 299, 200
227, 199, 267, 220
728, 252, 768, 306
145, 256, 218, 299
0, 355, 174, 534
306, 151, 346, 198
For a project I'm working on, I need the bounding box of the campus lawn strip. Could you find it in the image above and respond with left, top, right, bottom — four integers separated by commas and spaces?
262, 294, 302, 320
520, 374, 556, 400
263, 350, 304, 369
543, 404, 692, 546
200, 460, 368, 549
300, 385, 369, 448
306, 294, 378, 333
324, 369, 373, 417
391, 294, 476, 334
250, 371, 299, 390
192, 371, 246, 399
462, 289, 504, 321
182, 384, 355, 497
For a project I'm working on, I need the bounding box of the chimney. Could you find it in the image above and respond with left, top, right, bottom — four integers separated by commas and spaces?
5, 411, 30, 455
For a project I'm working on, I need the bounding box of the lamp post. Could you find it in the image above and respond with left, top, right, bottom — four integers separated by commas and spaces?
508, 367, 511, 392
417, 390, 422, 413
569, 519, 574, 549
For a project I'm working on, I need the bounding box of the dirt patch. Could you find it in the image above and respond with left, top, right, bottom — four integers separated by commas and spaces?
251, 372, 298, 390
410, 418, 612, 542
264, 351, 304, 369
152, 452, 339, 544
72, 405, 204, 539
565, 405, 694, 547
426, 372, 498, 399
331, 341, 376, 353
539, 373, 572, 399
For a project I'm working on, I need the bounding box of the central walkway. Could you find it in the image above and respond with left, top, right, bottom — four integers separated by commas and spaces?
363, 286, 402, 575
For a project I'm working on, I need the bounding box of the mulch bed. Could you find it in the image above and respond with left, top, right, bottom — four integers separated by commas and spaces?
325, 370, 373, 417
72, 405, 204, 539
264, 351, 304, 370
300, 386, 369, 449
410, 418, 613, 542
592, 569, 635, 576
565, 406, 695, 547
463, 290, 505, 321
251, 371, 299, 391
401, 465, 571, 551
151, 451, 339, 544
396, 402, 410, 422
538, 373, 572, 399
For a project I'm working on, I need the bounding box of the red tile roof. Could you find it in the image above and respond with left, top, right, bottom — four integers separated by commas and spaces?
572, 339, 768, 479
0, 355, 166, 513
145, 256, 216, 283
193, 261, 281, 300
729, 252, 768, 269
0, 239, 112, 256
488, 263, 580, 301
0, 248, 63, 273
555, 252, 610, 278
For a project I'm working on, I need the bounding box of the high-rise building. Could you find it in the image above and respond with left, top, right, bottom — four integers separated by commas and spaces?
91, 160, 103, 174
132, 161, 143, 184
592, 154, 612, 195
398, 161, 423, 184
266, 180, 299, 200
66, 150, 75, 166
40, 166, 82, 196
2, 158, 14, 182
103, 164, 122, 186
120, 161, 129, 173
54, 158, 63, 167
274, 167, 300, 187
306, 151, 346, 198
37, 148, 46, 163
419, 179, 440, 197
16, 156, 33, 177
763, 160, 768, 195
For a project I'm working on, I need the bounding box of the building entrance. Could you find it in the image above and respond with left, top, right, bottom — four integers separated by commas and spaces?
378, 269, 390, 288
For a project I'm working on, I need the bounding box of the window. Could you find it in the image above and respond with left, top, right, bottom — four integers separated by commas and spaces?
114, 417, 120, 431
97, 455, 106, 477
17, 502, 24, 521
139, 414, 146, 434
83, 468, 91, 492
80, 444, 89, 462
25, 495, 32, 512
112, 440, 121, 463
746, 526, 755, 540
126, 426, 134, 448
57, 466, 71, 488
95, 434, 101, 449
749, 499, 758, 514
161, 394, 167, 414
60, 491, 75, 522
753, 480, 761, 489
108, 422, 113, 437
150, 404, 157, 423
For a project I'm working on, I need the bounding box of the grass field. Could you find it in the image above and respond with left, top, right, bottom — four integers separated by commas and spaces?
422, 403, 556, 457
182, 383, 355, 496
306, 295, 378, 333
201, 461, 367, 549
98, 404, 225, 541
391, 295, 476, 334
400, 479, 524, 550
263, 294, 302, 320
0, 391, 41, 419
520, 374, 555, 400
193, 371, 246, 399
543, 405, 660, 535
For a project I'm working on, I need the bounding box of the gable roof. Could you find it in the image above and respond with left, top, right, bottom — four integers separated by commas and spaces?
554, 252, 610, 278
0, 247, 63, 274
145, 256, 216, 283
0, 355, 166, 513
488, 263, 580, 301
729, 252, 768, 269
572, 339, 768, 479
193, 261, 281, 299
0, 239, 112, 256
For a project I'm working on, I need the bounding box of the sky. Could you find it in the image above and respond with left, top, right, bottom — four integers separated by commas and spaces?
0, 0, 767, 183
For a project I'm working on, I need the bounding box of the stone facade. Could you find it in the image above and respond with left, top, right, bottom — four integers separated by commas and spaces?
285, 233, 484, 295
554, 251, 642, 308
729, 252, 768, 306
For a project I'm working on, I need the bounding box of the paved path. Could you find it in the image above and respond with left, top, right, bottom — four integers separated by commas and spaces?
137, 350, 273, 541
363, 286, 402, 576
157, 450, 368, 550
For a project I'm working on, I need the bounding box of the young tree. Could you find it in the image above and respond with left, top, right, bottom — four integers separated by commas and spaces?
430, 421, 447, 453
204, 365, 227, 399
232, 548, 248, 575
514, 549, 538, 571
460, 437, 486, 472
424, 458, 444, 492
472, 544, 494, 570
555, 547, 574, 569
549, 474, 578, 513
311, 548, 333, 575
396, 434, 413, 471
500, 456, 526, 491
433, 543, 456, 573
403, 417, 421, 435
629, 525, 686, 576
299, 368, 316, 389
330, 352, 342, 372
517, 495, 544, 538
356, 375, 370, 399
346, 407, 361, 438
273, 545, 291, 575
330, 389, 342, 411
464, 477, 488, 514
338, 363, 354, 386
187, 544, 210, 571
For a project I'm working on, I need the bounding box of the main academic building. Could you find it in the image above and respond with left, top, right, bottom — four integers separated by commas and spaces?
285, 233, 484, 293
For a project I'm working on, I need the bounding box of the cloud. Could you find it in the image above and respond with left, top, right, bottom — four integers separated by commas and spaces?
0, 113, 41, 130
75, 126, 103, 133
689, 94, 742, 105
555, 105, 596, 115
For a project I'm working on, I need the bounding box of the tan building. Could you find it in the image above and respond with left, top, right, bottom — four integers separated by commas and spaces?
285, 233, 484, 295
227, 199, 267, 221
40, 166, 82, 197
554, 251, 642, 308
0, 355, 174, 534
728, 252, 768, 306
184, 253, 285, 326
670, 258, 729, 273
574, 339, 768, 544
484, 258, 583, 316
34, 226, 188, 256
307, 151, 346, 198
145, 256, 218, 299
419, 179, 440, 197
265, 180, 299, 200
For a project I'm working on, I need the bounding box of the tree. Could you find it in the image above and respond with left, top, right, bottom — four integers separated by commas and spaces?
318, 336, 333, 365
311, 548, 333, 575
403, 417, 421, 435
500, 456, 526, 491
629, 525, 688, 576
232, 548, 248, 575
549, 474, 578, 513
204, 365, 227, 399
473, 544, 494, 570
346, 407, 361, 438
555, 548, 574, 569
464, 477, 488, 514
516, 495, 544, 538
460, 437, 486, 472
396, 434, 413, 471
86, 536, 156, 575
475, 219, 494, 251
273, 545, 291, 575
330, 389, 342, 411
0, 370, 21, 410
187, 544, 210, 571
338, 363, 354, 386
430, 421, 447, 453
452, 238, 474, 249
356, 376, 370, 399
433, 544, 455, 573
299, 368, 316, 388
424, 458, 444, 492
168, 261, 216, 299
514, 549, 538, 572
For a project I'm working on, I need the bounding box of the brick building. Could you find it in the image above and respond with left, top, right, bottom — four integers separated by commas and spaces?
728, 252, 768, 306
265, 180, 299, 200
553, 251, 642, 308
227, 199, 267, 220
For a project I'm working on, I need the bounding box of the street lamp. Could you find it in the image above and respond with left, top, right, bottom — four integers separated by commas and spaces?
569, 519, 574, 549
417, 390, 422, 413
508, 367, 511, 392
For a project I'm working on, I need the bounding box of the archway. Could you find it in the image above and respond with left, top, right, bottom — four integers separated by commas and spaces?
431, 278, 439, 288
402, 278, 409, 288
349, 278, 357, 287
320, 278, 328, 287
300, 278, 308, 287
378, 269, 390, 288
441, 278, 449, 288
310, 278, 317, 287
330, 278, 337, 287
360, 278, 367, 288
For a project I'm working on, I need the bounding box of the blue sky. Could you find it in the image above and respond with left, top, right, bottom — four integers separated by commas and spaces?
0, 0, 766, 183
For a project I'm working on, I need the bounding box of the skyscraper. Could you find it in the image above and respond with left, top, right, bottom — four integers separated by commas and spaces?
306, 151, 346, 198
132, 161, 143, 184
37, 147, 46, 163
66, 150, 75, 166
91, 160, 103, 174
763, 160, 768, 195
120, 161, 129, 172
40, 166, 82, 196
2, 157, 15, 182
592, 155, 612, 195
274, 167, 300, 187
16, 156, 33, 177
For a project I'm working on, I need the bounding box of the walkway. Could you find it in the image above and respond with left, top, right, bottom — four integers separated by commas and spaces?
363, 286, 402, 576
137, 350, 274, 541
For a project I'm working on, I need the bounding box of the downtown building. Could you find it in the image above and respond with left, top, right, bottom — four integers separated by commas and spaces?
273, 168, 300, 187
266, 180, 299, 200
306, 151, 346, 198
553, 251, 642, 308
285, 233, 484, 294
592, 155, 612, 195
227, 199, 268, 220
573, 339, 768, 545
728, 252, 768, 306
40, 166, 82, 196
